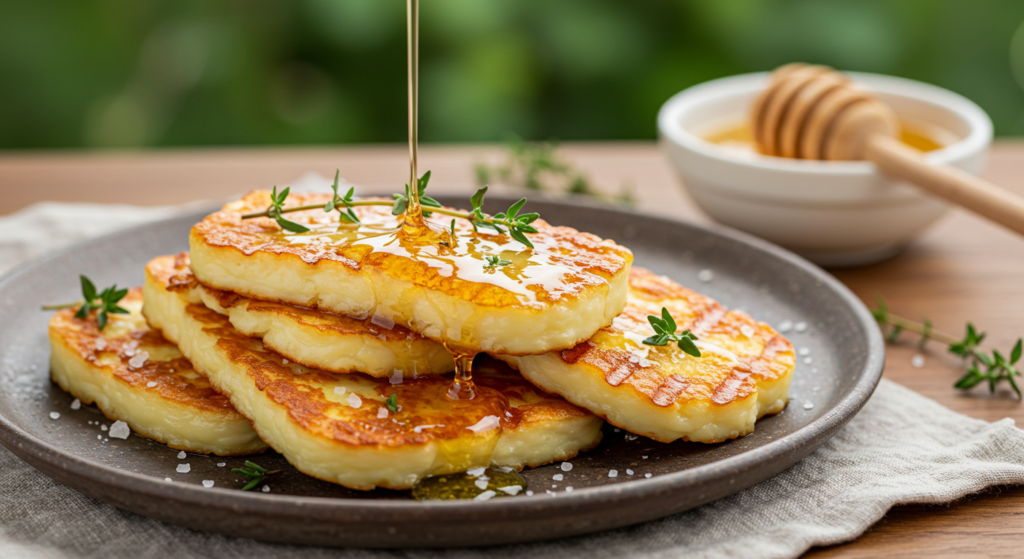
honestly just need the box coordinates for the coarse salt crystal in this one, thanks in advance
[346,393,362,408]
[94,338,107,351]
[97,435,102,440]
[553,474,564,481]
[474,490,497,501]
[626,469,634,475]
[475,479,489,490]
[49,412,60,420]
[467,467,487,477]
[390,370,403,385]
[217,462,226,467]
[109,420,130,439]
[146,381,157,388]
[645,473,652,478]
[333,386,346,395]
[794,321,808,332]
[565,486,573,492]
[128,351,149,369]
[164,477,172,482]
[467,415,500,433]
[178,451,187,459]
[608,470,618,478]
[560,462,573,472]
[642,455,648,459]
[525,490,534,496]
[177,463,191,473]
[377,407,389,419]
[803,401,815,410]
[282,359,288,364]
[625,434,638,441]
[740,325,755,338]
[798,347,811,356]
[778,320,793,333]
[697,269,714,283]
[912,354,925,368]
[202,480,214,488]
[546,490,556,496]
[70,399,81,410]
[498,486,522,495]
[413,424,442,433]
[262,485,271,493]
[371,314,395,330]
[101,424,108,431]
[803,357,813,365]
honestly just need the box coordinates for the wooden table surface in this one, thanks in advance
[2,141,1023,556]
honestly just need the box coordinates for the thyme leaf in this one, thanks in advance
[42,275,129,331]
[642,307,701,358]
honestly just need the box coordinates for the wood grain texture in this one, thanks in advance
[1,141,1023,556]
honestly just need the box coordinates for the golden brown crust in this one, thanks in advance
[191,191,632,309]
[49,289,238,414]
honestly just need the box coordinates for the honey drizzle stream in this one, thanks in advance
[406,0,476,399]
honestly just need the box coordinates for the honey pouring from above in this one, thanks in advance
[750,63,1024,237]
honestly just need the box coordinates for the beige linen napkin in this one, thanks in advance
[2,202,1024,559]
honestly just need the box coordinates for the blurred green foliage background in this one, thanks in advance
[3,0,1024,149]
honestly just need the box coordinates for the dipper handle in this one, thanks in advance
[865,134,1024,236]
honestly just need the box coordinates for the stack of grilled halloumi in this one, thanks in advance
[49,190,795,491]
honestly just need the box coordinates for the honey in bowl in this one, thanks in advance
[702,120,953,156]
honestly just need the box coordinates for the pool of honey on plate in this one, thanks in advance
[703,120,952,154]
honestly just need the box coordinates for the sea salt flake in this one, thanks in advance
[262,485,271,493]
[178,451,187,459]
[553,474,564,481]
[778,320,793,333]
[217,462,226,467]
[560,462,573,472]
[798,347,811,356]
[475,479,489,490]
[49,412,60,420]
[346,393,362,408]
[146,381,157,388]
[625,434,638,441]
[498,486,522,495]
[377,407,389,419]
[128,351,149,369]
[474,490,497,501]
[202,480,214,488]
[912,354,925,368]
[642,455,648,459]
[164,477,172,482]
[94,338,107,351]
[101,424,108,431]
[697,269,714,283]
[333,386,346,395]
[177,463,191,473]
[109,420,130,439]
[803,401,815,410]
[467,415,500,433]
[282,359,288,364]
[740,325,755,338]
[70,399,81,410]
[371,314,395,330]
[525,490,534,496]
[794,321,808,332]
[803,357,813,365]
[645,473,652,478]
[467,467,487,477]
[97,435,102,440]
[413,424,442,433]
[565,486,574,492]
[390,370,404,385]
[608,470,618,478]
[627,469,634,475]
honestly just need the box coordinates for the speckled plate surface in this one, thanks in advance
[0,195,884,548]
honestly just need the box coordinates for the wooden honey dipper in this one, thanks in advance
[752,64,1024,236]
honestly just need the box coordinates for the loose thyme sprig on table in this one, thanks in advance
[872,296,1023,400]
[642,307,702,358]
[232,460,281,491]
[41,275,129,330]
[241,170,540,249]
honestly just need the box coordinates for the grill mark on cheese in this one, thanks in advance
[651,374,690,406]
[712,335,793,405]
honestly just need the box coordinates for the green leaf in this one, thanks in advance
[642,334,669,346]
[97,311,108,331]
[1008,372,1022,401]
[80,275,97,302]
[470,186,488,211]
[886,324,903,343]
[421,195,441,208]
[242,478,261,491]
[232,468,260,479]
[276,215,310,233]
[244,461,268,473]
[661,307,676,334]
[509,228,533,248]
[954,371,983,389]
[647,315,666,333]
[417,170,432,195]
[507,198,527,218]
[678,337,701,358]
[518,212,540,224]
[1011,339,1022,364]
[391,196,407,215]
[386,393,399,414]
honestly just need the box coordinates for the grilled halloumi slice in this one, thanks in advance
[500,268,794,444]
[144,255,603,490]
[48,289,267,456]
[188,192,633,355]
[161,252,454,377]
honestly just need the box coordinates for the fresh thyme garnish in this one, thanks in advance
[872,296,1023,400]
[483,255,512,269]
[385,393,399,414]
[41,275,129,331]
[268,186,310,233]
[642,307,701,357]
[474,136,635,206]
[232,460,280,491]
[239,170,541,249]
[324,170,360,224]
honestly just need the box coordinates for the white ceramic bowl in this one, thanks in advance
[658,72,992,266]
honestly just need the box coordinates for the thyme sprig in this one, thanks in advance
[484,255,512,269]
[385,393,399,414]
[872,297,1023,400]
[41,275,129,331]
[642,307,701,358]
[232,460,280,491]
[239,171,540,249]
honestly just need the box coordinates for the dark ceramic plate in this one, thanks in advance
[0,195,883,548]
